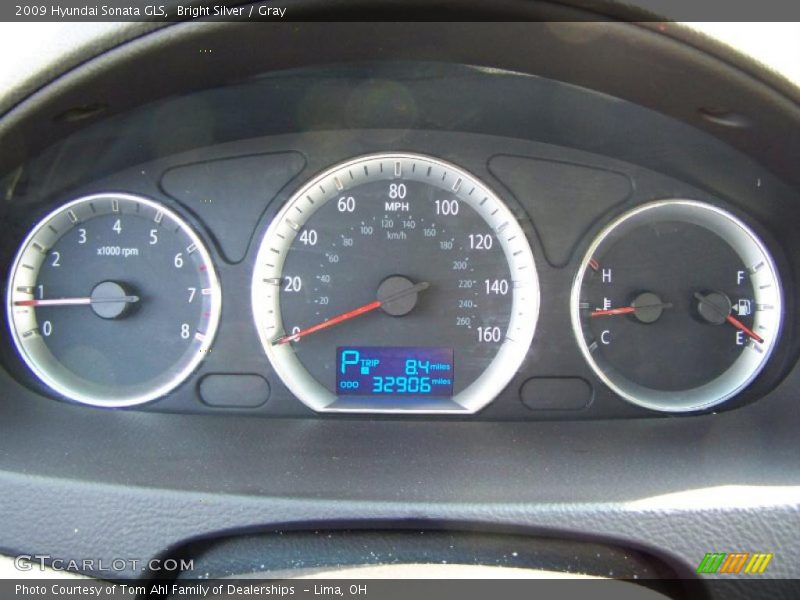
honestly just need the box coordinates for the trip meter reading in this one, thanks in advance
[337,346,454,397]
[7,193,221,407]
[252,153,539,413]
[571,200,782,412]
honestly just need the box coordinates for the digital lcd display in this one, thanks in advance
[336,346,454,397]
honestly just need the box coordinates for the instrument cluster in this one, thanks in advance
[2,131,791,419]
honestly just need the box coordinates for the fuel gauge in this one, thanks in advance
[571,200,782,412]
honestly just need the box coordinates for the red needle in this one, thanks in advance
[273,280,430,345]
[591,306,637,317]
[14,296,139,307]
[15,298,91,307]
[726,314,764,344]
[274,300,382,345]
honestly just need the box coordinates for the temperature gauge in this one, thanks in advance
[571,200,782,412]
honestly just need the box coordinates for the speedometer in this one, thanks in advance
[252,153,539,413]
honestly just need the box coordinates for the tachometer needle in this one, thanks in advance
[14,296,140,307]
[273,281,430,345]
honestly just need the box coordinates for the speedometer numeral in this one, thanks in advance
[337,196,356,212]
[299,229,318,245]
[469,233,493,250]
[435,199,459,216]
[478,326,502,343]
[283,276,302,292]
[485,279,509,295]
[388,183,406,199]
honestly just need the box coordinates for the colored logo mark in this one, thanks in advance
[696,552,773,574]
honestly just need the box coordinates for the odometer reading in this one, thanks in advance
[7,193,221,407]
[252,153,539,413]
[337,346,454,397]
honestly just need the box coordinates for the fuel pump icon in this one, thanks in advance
[734,299,752,316]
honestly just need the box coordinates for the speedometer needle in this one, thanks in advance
[273,281,430,345]
[14,296,140,307]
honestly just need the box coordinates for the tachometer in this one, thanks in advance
[7,193,221,407]
[252,153,539,413]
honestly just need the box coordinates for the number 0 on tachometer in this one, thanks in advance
[251,153,539,413]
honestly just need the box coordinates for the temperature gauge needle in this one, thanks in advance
[591,306,637,317]
[14,296,140,307]
[591,303,673,318]
[273,281,430,345]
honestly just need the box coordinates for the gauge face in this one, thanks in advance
[7,193,221,407]
[571,200,782,412]
[252,153,539,413]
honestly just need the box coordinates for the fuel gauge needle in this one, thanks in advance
[725,314,764,344]
[693,291,764,344]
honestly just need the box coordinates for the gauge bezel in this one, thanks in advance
[570,199,783,413]
[6,192,222,408]
[251,152,540,414]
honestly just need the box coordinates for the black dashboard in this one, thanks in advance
[1,17,799,594]
[4,60,797,420]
